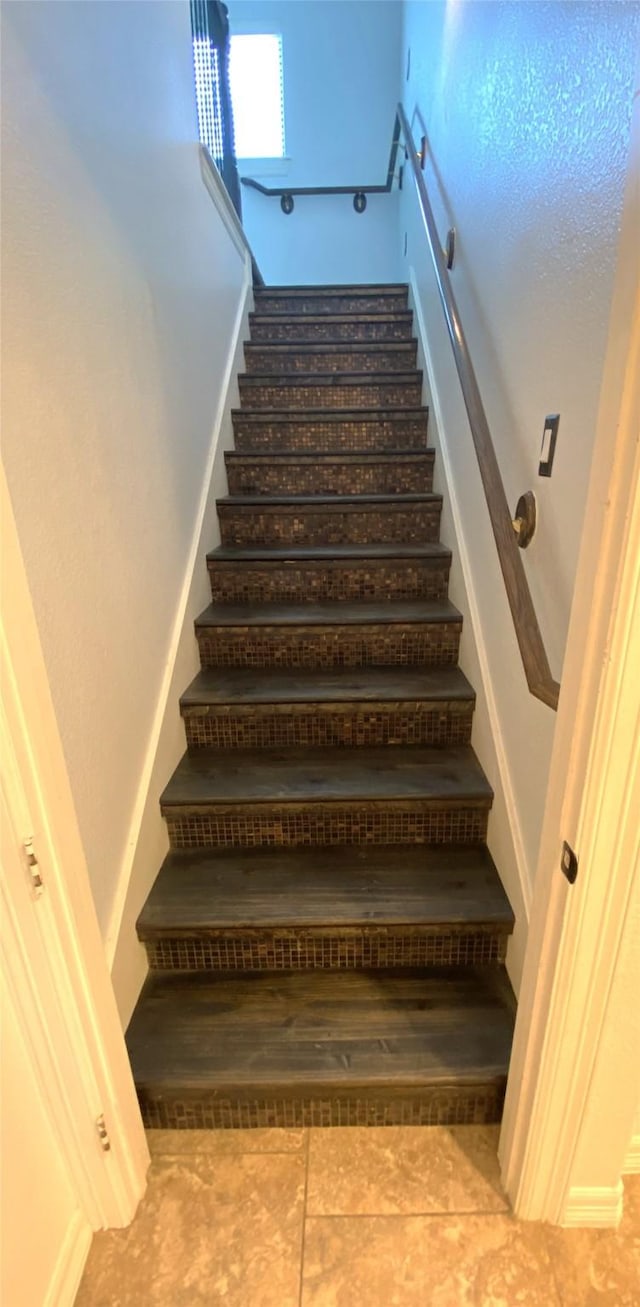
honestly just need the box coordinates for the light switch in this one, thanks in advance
[539,414,559,477]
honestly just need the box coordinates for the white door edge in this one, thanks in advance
[499,84,640,1224]
[1,466,148,1232]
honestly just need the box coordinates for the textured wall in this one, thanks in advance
[401,1,638,923]
[228,0,403,283]
[1,1,247,936]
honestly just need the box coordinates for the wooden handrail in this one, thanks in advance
[396,103,560,711]
[241,118,405,206]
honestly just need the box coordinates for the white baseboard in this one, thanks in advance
[560,1182,624,1228]
[407,267,532,926]
[46,1211,93,1307]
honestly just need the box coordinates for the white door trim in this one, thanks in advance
[499,86,640,1224]
[1,465,148,1232]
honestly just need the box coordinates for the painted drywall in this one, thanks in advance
[401,0,639,900]
[228,0,403,282]
[110,272,252,1026]
[1,1,247,940]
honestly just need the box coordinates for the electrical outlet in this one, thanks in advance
[539,414,559,477]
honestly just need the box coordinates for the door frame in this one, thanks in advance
[1,464,148,1239]
[499,84,640,1224]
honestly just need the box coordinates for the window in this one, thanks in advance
[192,37,224,165]
[229,34,285,159]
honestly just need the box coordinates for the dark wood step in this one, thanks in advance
[179,666,475,750]
[137,843,514,972]
[160,744,493,850]
[231,408,429,453]
[249,312,415,344]
[194,598,463,669]
[224,451,434,496]
[244,341,418,374]
[253,285,409,317]
[238,372,423,411]
[126,966,515,1128]
[206,542,451,605]
[216,493,442,548]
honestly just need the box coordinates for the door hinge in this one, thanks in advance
[23,837,44,896]
[561,841,578,885]
[95,1114,111,1152]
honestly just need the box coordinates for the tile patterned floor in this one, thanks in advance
[76,1128,640,1306]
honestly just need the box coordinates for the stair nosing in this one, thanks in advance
[224,450,435,462]
[232,406,427,418]
[206,542,450,562]
[239,370,423,384]
[244,340,418,352]
[179,665,475,711]
[254,283,409,293]
[195,599,462,629]
[217,493,441,508]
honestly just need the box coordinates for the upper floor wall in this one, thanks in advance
[228,0,404,283]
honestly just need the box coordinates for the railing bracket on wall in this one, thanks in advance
[512,491,537,549]
[353,192,367,213]
[280,193,294,215]
[444,227,456,270]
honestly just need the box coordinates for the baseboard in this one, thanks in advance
[407,268,532,933]
[46,1210,93,1307]
[106,255,252,1015]
[560,1182,624,1228]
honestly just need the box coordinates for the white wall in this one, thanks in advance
[401,0,639,957]
[1,1,248,953]
[229,0,403,283]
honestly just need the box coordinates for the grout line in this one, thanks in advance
[298,1131,311,1307]
[300,1206,510,1221]
[150,1149,305,1158]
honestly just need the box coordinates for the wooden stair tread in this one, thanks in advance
[160,745,493,808]
[195,598,461,628]
[255,283,409,294]
[245,340,418,354]
[208,543,448,563]
[249,312,414,325]
[225,451,434,462]
[218,493,439,507]
[239,370,421,385]
[126,967,515,1091]
[180,665,474,708]
[232,407,427,422]
[137,844,514,936]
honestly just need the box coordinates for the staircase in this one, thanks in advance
[126,283,516,1130]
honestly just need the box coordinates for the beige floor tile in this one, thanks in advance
[307,1125,507,1215]
[76,1152,305,1307]
[544,1174,640,1306]
[146,1127,306,1156]
[301,1212,562,1307]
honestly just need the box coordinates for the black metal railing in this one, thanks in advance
[241,114,405,215]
